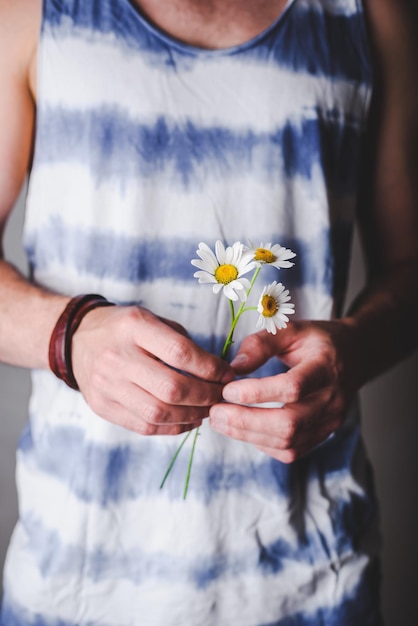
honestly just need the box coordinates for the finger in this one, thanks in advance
[222,360,331,405]
[134,308,234,383]
[88,375,210,427]
[131,350,226,407]
[123,382,211,425]
[229,324,299,374]
[210,390,341,447]
[255,443,322,464]
[211,414,335,454]
[96,397,202,435]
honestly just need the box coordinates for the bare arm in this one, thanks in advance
[210,0,418,461]
[346,0,418,386]
[0,0,233,434]
[0,0,68,369]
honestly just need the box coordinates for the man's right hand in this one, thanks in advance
[71,304,234,436]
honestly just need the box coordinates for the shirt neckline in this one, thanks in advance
[122,0,296,56]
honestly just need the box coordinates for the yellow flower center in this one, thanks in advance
[215,264,238,285]
[255,248,276,263]
[261,294,278,317]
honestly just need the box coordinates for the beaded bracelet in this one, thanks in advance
[48,294,115,390]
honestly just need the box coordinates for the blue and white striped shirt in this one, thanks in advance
[1,1,381,624]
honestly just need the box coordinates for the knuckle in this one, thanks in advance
[251,385,265,405]
[159,378,185,405]
[164,339,191,368]
[283,418,298,447]
[201,361,221,382]
[142,402,166,425]
[137,421,158,436]
[196,355,224,382]
[201,386,222,406]
[119,306,143,334]
[283,378,302,403]
[131,305,151,323]
[235,412,248,432]
[238,429,251,443]
[238,383,260,405]
[121,306,154,340]
[170,424,190,436]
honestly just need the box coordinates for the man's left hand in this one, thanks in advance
[209,320,356,463]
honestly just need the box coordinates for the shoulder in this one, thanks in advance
[361,0,418,131]
[362,0,418,74]
[0,0,42,96]
[0,0,42,223]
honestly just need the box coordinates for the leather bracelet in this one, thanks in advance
[48,294,115,391]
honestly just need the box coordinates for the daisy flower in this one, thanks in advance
[191,241,255,301]
[256,281,295,334]
[246,242,296,269]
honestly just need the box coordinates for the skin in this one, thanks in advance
[211,0,418,461]
[0,0,417,459]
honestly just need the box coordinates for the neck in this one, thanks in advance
[132,0,289,49]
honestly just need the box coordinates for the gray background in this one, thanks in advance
[1,187,417,624]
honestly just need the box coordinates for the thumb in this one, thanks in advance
[229,324,297,374]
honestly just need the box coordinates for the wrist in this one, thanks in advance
[336,314,373,393]
[48,294,115,390]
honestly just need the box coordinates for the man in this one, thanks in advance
[0,0,417,624]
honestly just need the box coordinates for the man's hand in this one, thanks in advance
[210,320,356,463]
[72,305,234,436]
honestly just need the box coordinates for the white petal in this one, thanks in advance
[193,271,217,284]
[215,240,226,264]
[256,315,264,330]
[212,283,223,294]
[229,242,243,266]
[238,258,257,275]
[266,318,277,335]
[223,285,239,301]
[237,277,251,289]
[272,260,294,269]
[237,287,248,302]
[240,250,257,266]
[191,259,213,272]
[196,243,218,267]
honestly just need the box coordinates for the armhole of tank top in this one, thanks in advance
[355,0,374,123]
[24,0,48,248]
[28,0,47,180]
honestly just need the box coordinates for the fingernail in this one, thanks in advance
[222,384,240,402]
[210,407,227,428]
[230,353,248,368]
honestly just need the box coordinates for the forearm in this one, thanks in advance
[0,258,69,369]
[344,260,418,391]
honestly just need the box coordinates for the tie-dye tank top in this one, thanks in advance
[1,1,382,624]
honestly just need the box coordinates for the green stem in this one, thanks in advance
[160,264,262,498]
[159,428,192,489]
[183,426,200,499]
[220,267,261,359]
[229,298,235,323]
